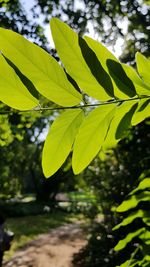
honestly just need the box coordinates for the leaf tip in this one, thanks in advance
[50,17,61,28]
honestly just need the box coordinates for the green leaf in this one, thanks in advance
[116,103,138,139]
[0,54,38,110]
[122,63,150,96]
[141,258,150,267]
[50,18,111,101]
[140,230,150,245]
[78,37,114,97]
[136,52,150,86]
[42,109,84,178]
[139,258,150,267]
[116,191,150,212]
[84,36,135,99]
[143,216,150,226]
[129,178,150,195]
[144,0,150,5]
[114,228,145,251]
[99,150,107,161]
[102,100,138,150]
[113,210,144,231]
[106,59,136,98]
[132,99,150,126]
[4,56,39,100]
[118,259,138,267]
[72,104,115,174]
[0,27,82,106]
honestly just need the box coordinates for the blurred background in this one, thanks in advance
[0,0,150,266]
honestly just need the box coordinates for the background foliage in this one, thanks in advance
[0,1,150,267]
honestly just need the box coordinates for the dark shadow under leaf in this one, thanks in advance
[3,55,39,100]
[116,103,138,139]
[106,59,136,98]
[79,36,114,98]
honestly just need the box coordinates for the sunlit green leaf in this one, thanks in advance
[84,36,136,99]
[132,99,150,126]
[129,178,150,195]
[0,54,38,110]
[118,259,138,267]
[116,103,138,139]
[143,214,150,226]
[138,257,150,267]
[141,258,150,267]
[99,150,107,161]
[114,228,145,251]
[4,56,39,100]
[42,109,84,177]
[0,27,82,106]
[50,18,112,101]
[144,257,150,263]
[136,52,150,86]
[140,230,150,245]
[102,100,138,150]
[113,210,144,230]
[78,37,114,97]
[116,191,150,212]
[72,104,115,174]
[122,63,150,96]
[106,59,136,97]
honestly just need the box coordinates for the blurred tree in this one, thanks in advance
[1,0,149,62]
[0,108,80,201]
[35,0,150,64]
[0,0,48,49]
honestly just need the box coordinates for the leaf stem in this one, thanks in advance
[0,95,150,114]
[126,244,140,267]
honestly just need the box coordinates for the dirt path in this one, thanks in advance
[3,222,87,267]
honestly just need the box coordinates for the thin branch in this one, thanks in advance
[0,95,150,115]
[126,244,140,267]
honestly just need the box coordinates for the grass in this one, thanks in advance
[66,191,97,202]
[4,211,80,260]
